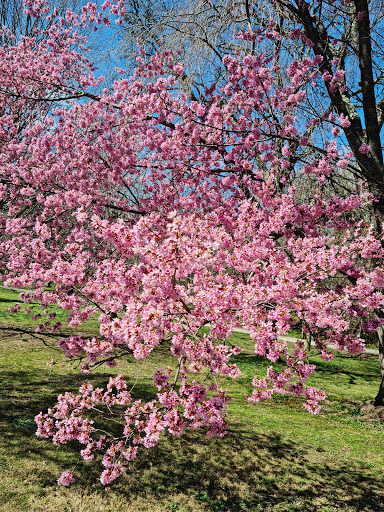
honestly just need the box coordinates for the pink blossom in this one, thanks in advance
[303,400,321,415]
[318,175,326,185]
[359,143,370,154]
[357,11,366,21]
[57,471,75,486]
[337,159,349,169]
[338,114,351,128]
[322,71,332,82]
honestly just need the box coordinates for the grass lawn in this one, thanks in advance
[0,287,383,512]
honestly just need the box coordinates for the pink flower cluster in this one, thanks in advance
[35,372,230,484]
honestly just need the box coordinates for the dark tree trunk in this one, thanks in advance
[373,326,384,406]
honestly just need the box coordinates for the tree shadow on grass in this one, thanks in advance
[312,357,380,391]
[0,297,23,304]
[118,427,383,512]
[0,367,383,511]
[0,367,161,496]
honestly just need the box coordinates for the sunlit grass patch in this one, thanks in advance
[0,286,99,336]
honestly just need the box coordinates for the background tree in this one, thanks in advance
[265,0,384,405]
[118,0,384,405]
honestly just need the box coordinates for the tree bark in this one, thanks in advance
[304,330,312,353]
[374,325,384,406]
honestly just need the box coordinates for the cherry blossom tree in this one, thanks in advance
[1,0,384,486]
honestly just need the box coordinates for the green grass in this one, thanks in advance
[0,286,99,333]
[0,289,383,511]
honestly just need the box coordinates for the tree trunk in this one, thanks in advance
[373,325,384,406]
[304,329,312,352]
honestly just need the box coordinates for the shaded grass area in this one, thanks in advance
[0,290,383,511]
